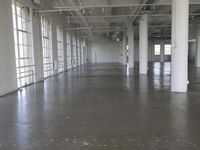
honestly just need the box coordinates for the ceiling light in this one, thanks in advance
[32,0,40,5]
[89,8,94,14]
[102,8,105,13]
[82,8,86,14]
[67,18,70,23]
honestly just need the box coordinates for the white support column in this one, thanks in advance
[196,26,200,67]
[128,28,134,68]
[171,0,189,92]
[122,33,127,65]
[160,42,165,63]
[139,14,148,74]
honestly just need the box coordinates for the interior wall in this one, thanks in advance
[88,40,122,63]
[87,39,169,64]
[88,34,198,65]
[0,0,17,96]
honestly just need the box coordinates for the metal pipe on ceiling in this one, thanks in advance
[65,25,172,31]
[65,26,126,31]
[64,13,200,19]
[65,23,199,31]
[33,2,200,13]
[54,2,199,9]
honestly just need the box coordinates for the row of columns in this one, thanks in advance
[122,0,189,92]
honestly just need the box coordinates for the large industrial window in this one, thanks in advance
[80,40,84,64]
[41,16,53,78]
[77,38,81,65]
[56,26,64,73]
[154,44,161,55]
[82,40,87,64]
[72,35,77,67]
[164,44,171,55]
[66,32,72,69]
[12,1,35,88]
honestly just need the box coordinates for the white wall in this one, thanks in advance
[0,0,17,96]
[89,41,122,63]
[88,39,170,64]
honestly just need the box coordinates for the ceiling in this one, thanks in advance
[39,0,200,41]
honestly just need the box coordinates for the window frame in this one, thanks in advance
[12,0,35,88]
[164,44,172,55]
[56,26,64,73]
[41,16,53,78]
[154,44,161,56]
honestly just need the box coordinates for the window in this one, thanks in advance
[56,26,64,73]
[82,39,87,64]
[66,32,72,69]
[164,44,171,55]
[126,45,129,51]
[77,38,81,65]
[85,42,88,63]
[154,44,161,55]
[41,16,53,78]
[80,39,84,65]
[12,1,35,88]
[72,35,77,67]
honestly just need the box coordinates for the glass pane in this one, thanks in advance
[154,45,161,55]
[164,44,171,55]
[12,1,35,88]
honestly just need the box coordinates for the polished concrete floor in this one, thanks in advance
[0,62,200,150]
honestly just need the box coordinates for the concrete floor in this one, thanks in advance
[0,62,200,150]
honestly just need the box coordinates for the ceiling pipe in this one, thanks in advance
[65,25,170,31]
[64,13,200,19]
[53,2,199,9]
[65,26,126,31]
[33,2,200,13]
[65,22,200,31]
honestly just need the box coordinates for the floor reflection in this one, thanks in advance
[0,62,200,149]
[151,62,171,90]
[169,93,189,149]
[16,90,29,150]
